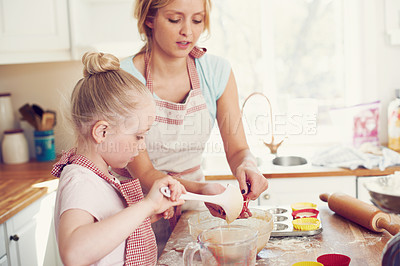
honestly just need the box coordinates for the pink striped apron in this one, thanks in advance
[143,47,213,211]
[52,149,157,266]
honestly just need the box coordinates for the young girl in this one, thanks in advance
[52,52,185,266]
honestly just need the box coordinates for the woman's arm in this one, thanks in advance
[216,70,269,200]
[126,149,225,195]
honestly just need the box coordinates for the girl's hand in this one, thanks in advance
[235,160,268,200]
[146,176,186,215]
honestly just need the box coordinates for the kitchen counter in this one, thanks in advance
[1,159,399,224]
[0,160,58,224]
[157,206,400,266]
[205,165,400,180]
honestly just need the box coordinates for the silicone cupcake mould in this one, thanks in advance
[291,202,317,212]
[292,217,321,231]
[256,205,322,237]
[292,208,320,219]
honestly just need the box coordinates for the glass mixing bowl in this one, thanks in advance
[188,208,274,254]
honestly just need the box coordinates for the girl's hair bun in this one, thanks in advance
[82,52,120,77]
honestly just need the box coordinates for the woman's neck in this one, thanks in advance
[149,46,188,77]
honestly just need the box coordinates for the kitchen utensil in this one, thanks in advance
[188,208,274,254]
[183,225,258,266]
[320,192,400,235]
[363,174,400,214]
[41,112,55,131]
[18,103,39,130]
[160,184,243,223]
[31,104,44,119]
[317,253,351,266]
[47,110,57,125]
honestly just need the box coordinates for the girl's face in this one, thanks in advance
[100,100,155,169]
[148,0,205,58]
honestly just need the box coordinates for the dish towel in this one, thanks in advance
[311,144,400,170]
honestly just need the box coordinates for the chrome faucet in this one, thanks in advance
[241,92,284,155]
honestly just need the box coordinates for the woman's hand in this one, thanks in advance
[149,206,175,223]
[145,176,186,215]
[235,160,268,200]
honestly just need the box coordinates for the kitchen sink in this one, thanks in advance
[272,156,307,166]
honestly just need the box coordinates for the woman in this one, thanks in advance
[116,0,269,254]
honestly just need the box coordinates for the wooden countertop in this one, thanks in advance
[157,206,400,266]
[0,160,58,224]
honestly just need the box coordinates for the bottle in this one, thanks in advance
[388,89,400,152]
[1,129,29,164]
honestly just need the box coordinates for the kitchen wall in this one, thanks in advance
[0,60,82,158]
[0,0,400,158]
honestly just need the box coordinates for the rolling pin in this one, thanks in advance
[320,192,400,236]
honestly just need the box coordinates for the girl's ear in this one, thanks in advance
[92,120,109,144]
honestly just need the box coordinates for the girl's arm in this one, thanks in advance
[216,70,269,200]
[58,176,184,266]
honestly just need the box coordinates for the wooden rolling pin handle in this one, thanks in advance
[377,218,400,236]
[319,193,329,202]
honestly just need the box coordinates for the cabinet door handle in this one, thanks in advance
[10,234,19,241]
[263,193,270,200]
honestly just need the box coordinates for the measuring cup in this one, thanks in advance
[183,225,258,265]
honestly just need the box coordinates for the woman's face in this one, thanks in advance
[147,0,205,58]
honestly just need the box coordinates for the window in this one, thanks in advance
[200,0,371,155]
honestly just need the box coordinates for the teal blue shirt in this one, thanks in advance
[120,53,231,125]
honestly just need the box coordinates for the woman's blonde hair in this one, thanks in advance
[133,0,212,54]
[70,52,152,141]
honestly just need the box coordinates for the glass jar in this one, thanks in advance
[1,129,29,164]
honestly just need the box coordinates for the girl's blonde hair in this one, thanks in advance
[133,0,212,54]
[71,52,152,141]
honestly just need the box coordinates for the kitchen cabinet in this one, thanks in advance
[0,0,70,64]
[4,191,61,266]
[68,0,143,60]
[0,0,142,65]
[258,176,356,206]
[0,224,7,266]
[209,176,356,207]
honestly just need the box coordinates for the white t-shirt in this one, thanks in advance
[54,164,126,266]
